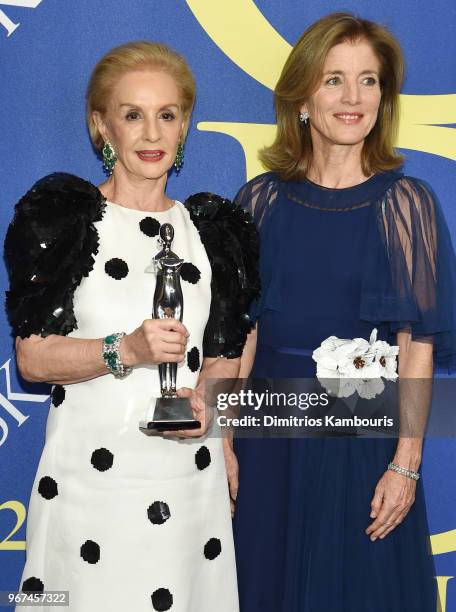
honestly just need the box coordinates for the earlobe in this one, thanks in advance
[299,104,310,124]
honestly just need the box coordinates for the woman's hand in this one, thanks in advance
[365,470,417,541]
[223,436,239,517]
[163,386,213,438]
[121,318,188,367]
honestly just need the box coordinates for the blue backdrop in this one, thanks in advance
[0,1,455,609]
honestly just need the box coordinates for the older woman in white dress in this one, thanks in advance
[5,41,258,612]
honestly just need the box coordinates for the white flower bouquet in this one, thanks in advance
[312,329,399,399]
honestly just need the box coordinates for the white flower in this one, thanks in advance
[315,362,338,379]
[317,336,350,352]
[313,328,398,398]
[312,336,351,373]
[369,340,399,380]
[330,336,380,379]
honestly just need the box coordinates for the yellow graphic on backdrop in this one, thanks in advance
[432,530,456,611]
[187,0,456,180]
[0,500,26,550]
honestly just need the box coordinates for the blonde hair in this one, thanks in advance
[260,12,404,181]
[86,41,196,151]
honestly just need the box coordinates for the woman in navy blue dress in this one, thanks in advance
[228,12,456,612]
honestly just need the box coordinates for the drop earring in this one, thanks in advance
[299,111,309,124]
[174,141,184,173]
[102,141,117,175]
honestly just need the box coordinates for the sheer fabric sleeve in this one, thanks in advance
[361,176,456,368]
[234,173,280,322]
[233,172,279,229]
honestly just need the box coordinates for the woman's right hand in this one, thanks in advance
[121,319,189,367]
[223,436,239,517]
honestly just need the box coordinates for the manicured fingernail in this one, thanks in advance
[370,512,376,518]
[370,536,376,542]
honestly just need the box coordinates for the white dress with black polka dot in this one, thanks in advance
[20,200,239,612]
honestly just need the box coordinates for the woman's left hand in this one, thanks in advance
[163,387,212,438]
[365,470,416,541]
[222,437,239,517]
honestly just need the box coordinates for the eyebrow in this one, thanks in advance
[323,70,379,75]
[119,103,180,109]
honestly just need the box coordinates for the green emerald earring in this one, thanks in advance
[174,141,184,173]
[102,141,117,175]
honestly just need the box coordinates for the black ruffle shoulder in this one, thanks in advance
[4,173,106,338]
[184,192,260,359]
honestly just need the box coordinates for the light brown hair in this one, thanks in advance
[260,12,404,180]
[87,41,196,151]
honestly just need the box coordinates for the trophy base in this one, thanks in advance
[139,397,201,433]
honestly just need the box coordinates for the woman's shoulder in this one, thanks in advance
[388,172,430,190]
[183,191,258,271]
[234,171,280,205]
[383,172,439,216]
[238,170,280,190]
[183,191,256,233]
[12,172,105,220]
[184,190,240,216]
[6,172,106,259]
[182,190,258,265]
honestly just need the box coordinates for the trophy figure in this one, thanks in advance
[140,223,200,432]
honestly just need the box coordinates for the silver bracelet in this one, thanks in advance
[387,462,420,481]
[102,332,132,379]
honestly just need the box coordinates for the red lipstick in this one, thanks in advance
[136,150,165,162]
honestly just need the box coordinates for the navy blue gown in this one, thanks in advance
[233,171,456,612]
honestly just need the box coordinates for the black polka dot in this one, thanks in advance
[204,537,222,560]
[139,217,161,237]
[195,446,211,471]
[147,501,171,525]
[80,540,100,564]
[91,448,114,472]
[51,385,65,407]
[181,262,201,284]
[105,258,129,280]
[22,577,44,593]
[38,476,58,500]
[187,347,200,372]
[151,588,173,611]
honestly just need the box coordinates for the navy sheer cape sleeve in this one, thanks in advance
[361,175,456,368]
[234,173,280,323]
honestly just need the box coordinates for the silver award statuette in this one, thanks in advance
[139,223,200,433]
